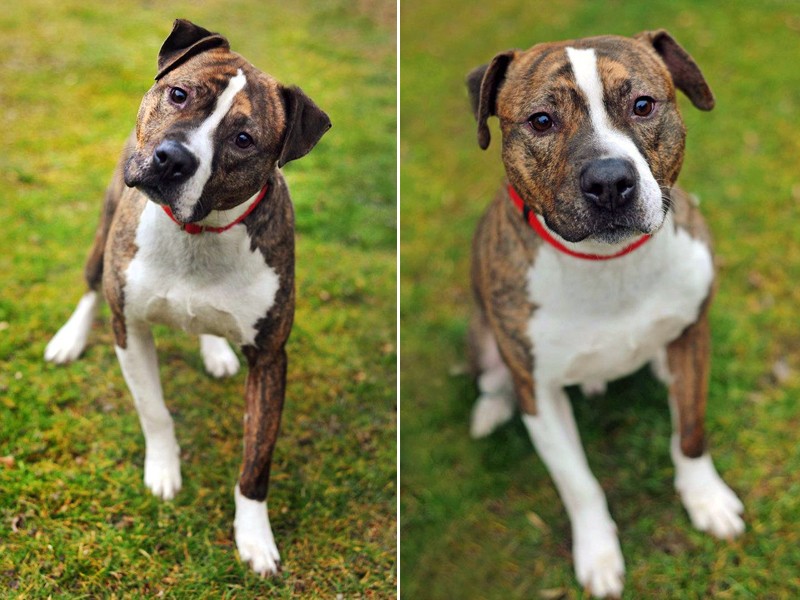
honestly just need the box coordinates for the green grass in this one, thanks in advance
[0,1,396,597]
[400,1,800,598]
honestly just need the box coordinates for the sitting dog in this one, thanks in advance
[45,19,331,575]
[466,30,744,597]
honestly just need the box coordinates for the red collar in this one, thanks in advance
[161,184,268,234]
[507,184,651,260]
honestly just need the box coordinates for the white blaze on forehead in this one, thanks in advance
[177,68,248,219]
[565,47,663,227]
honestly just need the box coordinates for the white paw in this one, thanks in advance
[234,485,281,576]
[573,520,625,598]
[674,457,744,539]
[671,439,745,539]
[580,379,608,398]
[470,393,515,438]
[144,445,182,501]
[44,292,98,364]
[200,335,240,378]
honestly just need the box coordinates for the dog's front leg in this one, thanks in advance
[115,322,182,500]
[233,346,286,576]
[522,384,624,598]
[666,310,745,539]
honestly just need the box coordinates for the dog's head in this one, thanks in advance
[467,31,713,246]
[124,19,331,223]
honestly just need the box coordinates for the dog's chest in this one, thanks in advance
[124,203,279,345]
[526,222,713,386]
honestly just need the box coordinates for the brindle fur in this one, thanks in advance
[79,20,329,504]
[467,29,715,440]
[469,186,541,414]
[666,187,715,458]
[468,31,713,244]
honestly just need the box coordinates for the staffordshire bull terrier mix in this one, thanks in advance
[466,30,744,597]
[44,19,331,576]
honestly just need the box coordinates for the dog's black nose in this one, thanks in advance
[152,141,198,183]
[580,158,637,211]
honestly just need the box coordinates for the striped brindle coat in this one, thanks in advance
[466,30,744,598]
[45,19,331,577]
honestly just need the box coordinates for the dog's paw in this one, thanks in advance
[234,485,281,576]
[144,445,182,501]
[674,453,744,539]
[470,393,515,438]
[44,292,98,364]
[200,335,240,378]
[580,379,608,398]
[573,519,625,598]
[237,528,281,576]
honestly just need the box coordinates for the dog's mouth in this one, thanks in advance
[138,184,212,224]
[124,155,212,223]
[546,212,654,245]
[589,224,645,245]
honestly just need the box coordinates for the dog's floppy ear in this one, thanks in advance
[466,50,516,150]
[636,29,715,111]
[277,86,332,168]
[155,19,230,80]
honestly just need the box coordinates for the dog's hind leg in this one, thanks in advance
[45,148,129,364]
[468,312,516,438]
[44,289,100,364]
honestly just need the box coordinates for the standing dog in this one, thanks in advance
[45,19,331,575]
[466,31,743,597]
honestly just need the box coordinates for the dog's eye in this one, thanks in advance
[169,87,188,105]
[234,132,254,149]
[527,112,554,132]
[633,96,656,117]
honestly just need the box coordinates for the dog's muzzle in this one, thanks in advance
[152,140,199,185]
[580,158,638,212]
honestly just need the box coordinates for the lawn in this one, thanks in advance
[400,1,800,598]
[0,1,396,598]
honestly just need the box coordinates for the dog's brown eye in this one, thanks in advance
[169,87,188,105]
[235,132,254,149]
[528,112,554,132]
[633,96,656,117]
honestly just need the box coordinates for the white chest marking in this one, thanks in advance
[177,69,248,219]
[124,202,279,346]
[566,47,663,231]
[527,214,713,386]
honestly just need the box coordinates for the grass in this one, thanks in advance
[400,1,800,598]
[0,0,396,597]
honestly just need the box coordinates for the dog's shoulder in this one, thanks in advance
[470,185,540,355]
[472,184,542,284]
[244,171,295,270]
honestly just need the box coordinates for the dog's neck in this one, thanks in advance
[161,183,269,234]
[507,184,653,260]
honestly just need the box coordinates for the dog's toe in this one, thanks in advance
[580,379,608,398]
[44,292,99,364]
[144,448,182,501]
[44,330,85,364]
[234,485,281,576]
[200,335,240,378]
[470,393,515,438]
[682,486,745,540]
[673,449,745,540]
[574,520,625,598]
[239,538,281,577]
